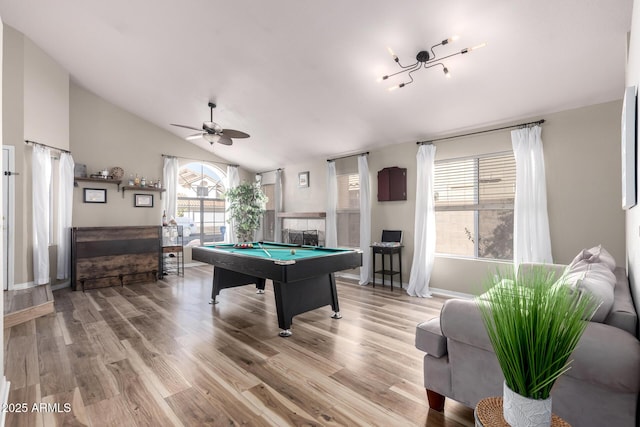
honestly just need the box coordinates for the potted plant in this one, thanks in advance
[225,181,267,242]
[476,267,597,427]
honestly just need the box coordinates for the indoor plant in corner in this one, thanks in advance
[225,181,267,242]
[476,267,597,427]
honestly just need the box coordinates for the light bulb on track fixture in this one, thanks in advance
[378,36,486,90]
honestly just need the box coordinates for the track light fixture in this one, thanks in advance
[378,36,486,91]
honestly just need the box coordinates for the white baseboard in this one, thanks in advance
[0,377,10,427]
[10,281,35,291]
[51,281,70,291]
[336,273,473,299]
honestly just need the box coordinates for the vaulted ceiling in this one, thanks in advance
[0,0,633,171]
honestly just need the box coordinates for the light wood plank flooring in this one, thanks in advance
[4,266,474,426]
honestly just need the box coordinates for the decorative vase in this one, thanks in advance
[503,382,552,427]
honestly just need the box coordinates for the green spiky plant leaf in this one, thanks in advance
[225,182,267,242]
[476,266,597,400]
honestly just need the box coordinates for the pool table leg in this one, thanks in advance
[279,329,292,337]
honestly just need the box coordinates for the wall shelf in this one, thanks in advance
[74,177,122,191]
[121,185,166,199]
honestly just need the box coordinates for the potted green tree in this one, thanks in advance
[476,267,597,427]
[225,181,267,242]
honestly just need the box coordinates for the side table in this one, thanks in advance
[371,244,403,290]
[474,397,571,427]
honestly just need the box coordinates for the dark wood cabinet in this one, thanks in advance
[378,167,407,201]
[71,226,161,291]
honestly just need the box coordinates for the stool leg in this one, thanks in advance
[372,250,376,288]
[390,252,394,291]
[381,252,385,287]
[399,250,403,289]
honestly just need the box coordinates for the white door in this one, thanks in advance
[3,146,15,290]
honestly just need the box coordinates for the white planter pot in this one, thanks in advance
[503,382,552,427]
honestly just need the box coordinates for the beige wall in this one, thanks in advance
[280,101,625,295]
[3,25,70,287]
[625,0,640,310]
[70,83,249,263]
[3,24,251,283]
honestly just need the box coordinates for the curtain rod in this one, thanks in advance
[327,151,370,162]
[25,139,71,154]
[257,168,283,174]
[416,119,545,145]
[161,153,237,167]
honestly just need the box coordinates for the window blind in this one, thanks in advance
[434,152,515,211]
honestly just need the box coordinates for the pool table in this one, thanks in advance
[191,242,362,336]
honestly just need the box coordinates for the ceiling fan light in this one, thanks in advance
[204,133,221,144]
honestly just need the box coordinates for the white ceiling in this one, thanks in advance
[0,0,633,171]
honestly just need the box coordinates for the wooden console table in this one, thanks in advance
[474,397,570,427]
[71,226,161,291]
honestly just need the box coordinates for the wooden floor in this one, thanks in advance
[4,266,474,426]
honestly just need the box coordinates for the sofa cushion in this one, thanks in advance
[557,259,616,323]
[416,318,447,358]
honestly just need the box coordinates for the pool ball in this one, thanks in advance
[290,249,296,255]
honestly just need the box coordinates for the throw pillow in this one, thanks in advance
[556,261,615,322]
[569,245,616,271]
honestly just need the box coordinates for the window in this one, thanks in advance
[176,162,226,244]
[337,172,360,248]
[434,152,515,260]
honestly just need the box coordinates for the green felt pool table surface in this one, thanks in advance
[202,242,352,262]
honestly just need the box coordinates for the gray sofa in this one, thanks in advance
[415,263,640,427]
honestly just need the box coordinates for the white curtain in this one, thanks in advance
[162,156,178,221]
[32,145,52,285]
[358,155,371,285]
[407,144,436,297]
[56,152,74,280]
[274,169,283,242]
[512,125,553,269]
[226,165,240,243]
[326,161,338,248]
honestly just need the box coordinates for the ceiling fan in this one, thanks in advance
[171,102,250,145]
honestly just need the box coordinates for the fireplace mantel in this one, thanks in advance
[277,212,326,218]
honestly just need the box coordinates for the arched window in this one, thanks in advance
[176,162,227,244]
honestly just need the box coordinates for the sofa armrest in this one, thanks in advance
[439,298,493,352]
[416,317,447,357]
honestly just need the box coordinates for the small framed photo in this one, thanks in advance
[298,171,309,188]
[83,188,107,203]
[134,193,154,208]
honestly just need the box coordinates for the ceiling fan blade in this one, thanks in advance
[185,133,203,140]
[216,135,234,146]
[171,123,203,132]
[221,129,250,139]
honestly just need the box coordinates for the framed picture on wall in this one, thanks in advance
[83,188,106,203]
[622,85,637,210]
[298,171,309,188]
[134,193,154,208]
